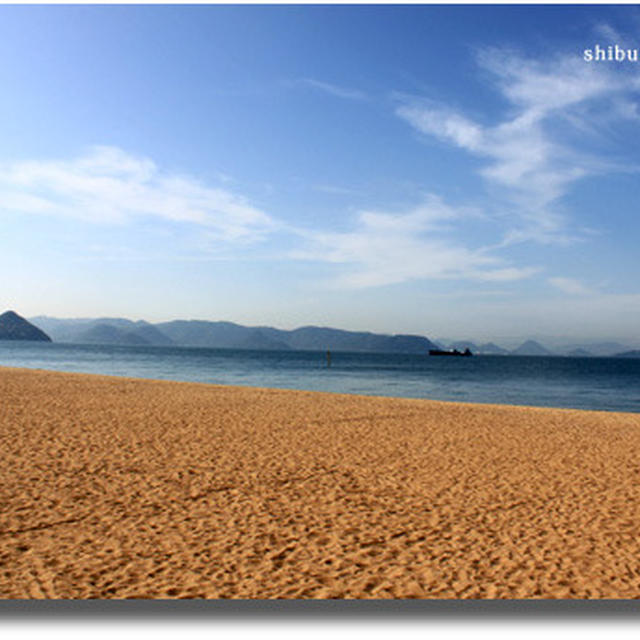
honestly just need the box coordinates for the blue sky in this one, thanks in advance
[2,4,640,343]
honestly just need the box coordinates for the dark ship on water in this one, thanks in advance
[429,347,473,357]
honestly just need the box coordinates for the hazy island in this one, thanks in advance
[0,310,52,342]
[22,314,639,357]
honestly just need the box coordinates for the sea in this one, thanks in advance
[1,340,639,413]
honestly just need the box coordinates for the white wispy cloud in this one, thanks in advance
[295,46,639,291]
[312,184,363,196]
[397,48,640,246]
[299,78,367,100]
[0,146,275,243]
[593,22,632,48]
[548,277,596,296]
[291,195,538,289]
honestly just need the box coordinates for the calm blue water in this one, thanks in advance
[1,340,639,413]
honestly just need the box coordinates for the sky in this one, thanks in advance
[2,4,640,344]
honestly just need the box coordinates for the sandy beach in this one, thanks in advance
[1,366,640,599]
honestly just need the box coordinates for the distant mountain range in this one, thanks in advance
[28,316,440,354]
[415,337,639,357]
[16,314,640,357]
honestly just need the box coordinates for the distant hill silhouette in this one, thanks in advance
[154,321,438,353]
[29,316,439,354]
[238,329,292,351]
[510,340,553,356]
[155,320,256,348]
[614,350,640,358]
[30,316,136,342]
[0,310,52,342]
[284,326,436,353]
[129,321,175,346]
[27,316,638,357]
[75,323,151,346]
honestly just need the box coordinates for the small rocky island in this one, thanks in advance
[0,310,52,342]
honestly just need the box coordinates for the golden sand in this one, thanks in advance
[1,365,640,599]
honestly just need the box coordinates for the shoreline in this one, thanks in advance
[2,366,640,598]
[0,364,636,416]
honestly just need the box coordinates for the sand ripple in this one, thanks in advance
[1,366,640,598]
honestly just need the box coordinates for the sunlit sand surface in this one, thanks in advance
[1,366,640,599]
